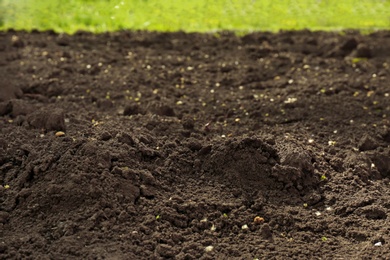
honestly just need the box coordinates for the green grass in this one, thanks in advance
[1,0,390,33]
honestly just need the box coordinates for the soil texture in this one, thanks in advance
[1,29,390,259]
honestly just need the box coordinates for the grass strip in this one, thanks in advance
[1,0,390,33]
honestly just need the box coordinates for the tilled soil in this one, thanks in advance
[0,30,390,259]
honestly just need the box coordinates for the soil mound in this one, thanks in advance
[201,136,319,192]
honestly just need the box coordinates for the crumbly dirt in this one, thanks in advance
[0,29,390,259]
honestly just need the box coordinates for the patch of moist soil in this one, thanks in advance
[0,29,390,259]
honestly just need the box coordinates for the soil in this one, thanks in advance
[0,29,390,259]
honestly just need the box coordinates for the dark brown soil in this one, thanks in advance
[1,29,390,259]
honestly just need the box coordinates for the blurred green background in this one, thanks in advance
[1,0,390,33]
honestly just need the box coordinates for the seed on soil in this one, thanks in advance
[91,119,101,127]
[204,245,214,252]
[200,217,207,223]
[254,216,265,224]
[284,97,297,104]
[55,131,65,137]
[241,224,249,230]
[210,224,216,231]
[4,185,10,189]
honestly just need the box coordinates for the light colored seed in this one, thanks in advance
[210,224,216,231]
[204,245,214,252]
[55,131,65,137]
[253,216,265,224]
